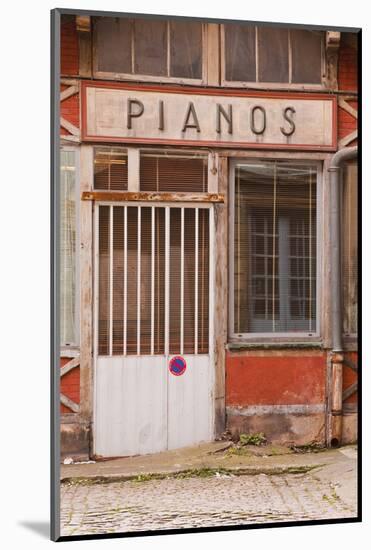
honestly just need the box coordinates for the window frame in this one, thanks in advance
[228,157,323,343]
[92,18,208,86]
[221,25,327,90]
[91,146,218,195]
[60,145,80,350]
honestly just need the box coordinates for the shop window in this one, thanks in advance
[140,150,208,192]
[94,17,203,80]
[224,25,323,85]
[342,162,358,336]
[60,149,78,346]
[94,147,128,190]
[231,160,318,336]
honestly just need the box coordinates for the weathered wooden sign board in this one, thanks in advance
[81,81,337,150]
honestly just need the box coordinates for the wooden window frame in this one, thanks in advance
[90,146,218,196]
[221,25,327,90]
[228,156,323,343]
[60,145,80,351]
[92,18,208,86]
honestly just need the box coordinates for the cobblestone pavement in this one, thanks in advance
[60,471,357,536]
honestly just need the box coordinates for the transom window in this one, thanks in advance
[231,160,319,337]
[94,17,204,81]
[223,25,324,85]
[140,150,208,192]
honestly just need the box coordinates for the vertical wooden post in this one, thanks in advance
[214,155,228,436]
[76,16,92,78]
[79,145,94,437]
[128,147,140,191]
[206,23,220,86]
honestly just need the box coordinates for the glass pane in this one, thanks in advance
[197,209,209,353]
[134,19,167,76]
[98,206,109,355]
[258,27,289,83]
[140,150,208,192]
[94,147,128,191]
[234,161,317,334]
[170,21,202,78]
[60,150,76,346]
[95,17,132,73]
[225,24,256,82]
[169,208,182,354]
[291,30,323,84]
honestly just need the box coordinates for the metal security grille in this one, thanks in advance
[97,205,210,356]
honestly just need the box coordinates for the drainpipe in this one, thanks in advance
[328,145,357,447]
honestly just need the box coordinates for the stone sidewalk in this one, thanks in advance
[60,444,358,536]
[61,442,358,508]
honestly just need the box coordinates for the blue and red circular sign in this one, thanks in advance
[169,356,187,376]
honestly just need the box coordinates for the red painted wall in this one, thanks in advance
[61,16,79,76]
[343,352,358,405]
[60,357,80,414]
[60,84,80,135]
[60,17,80,136]
[337,36,358,144]
[226,352,327,407]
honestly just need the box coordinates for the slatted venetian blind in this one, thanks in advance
[140,150,208,192]
[234,161,317,334]
[342,162,358,335]
[94,147,128,190]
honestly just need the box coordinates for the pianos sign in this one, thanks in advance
[81,81,337,151]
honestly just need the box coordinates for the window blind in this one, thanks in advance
[140,150,208,193]
[234,161,317,334]
[94,147,128,191]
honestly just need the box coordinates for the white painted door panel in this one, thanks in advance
[167,355,212,450]
[94,356,167,457]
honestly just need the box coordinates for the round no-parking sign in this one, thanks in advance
[169,356,187,376]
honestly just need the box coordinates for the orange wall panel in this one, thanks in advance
[226,354,327,406]
[60,357,80,414]
[61,17,79,76]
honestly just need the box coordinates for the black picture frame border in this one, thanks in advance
[51,7,362,542]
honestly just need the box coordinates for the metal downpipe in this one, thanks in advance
[327,146,357,447]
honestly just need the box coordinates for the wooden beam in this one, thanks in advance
[79,145,94,423]
[338,98,358,119]
[60,356,80,377]
[60,78,79,86]
[81,191,225,203]
[206,23,220,86]
[60,393,80,413]
[326,31,341,90]
[342,382,358,402]
[76,15,91,33]
[77,16,92,78]
[338,130,357,148]
[343,357,358,372]
[60,134,80,143]
[60,117,80,137]
[60,85,78,102]
[213,155,228,437]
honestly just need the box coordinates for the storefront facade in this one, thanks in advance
[59,14,358,459]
